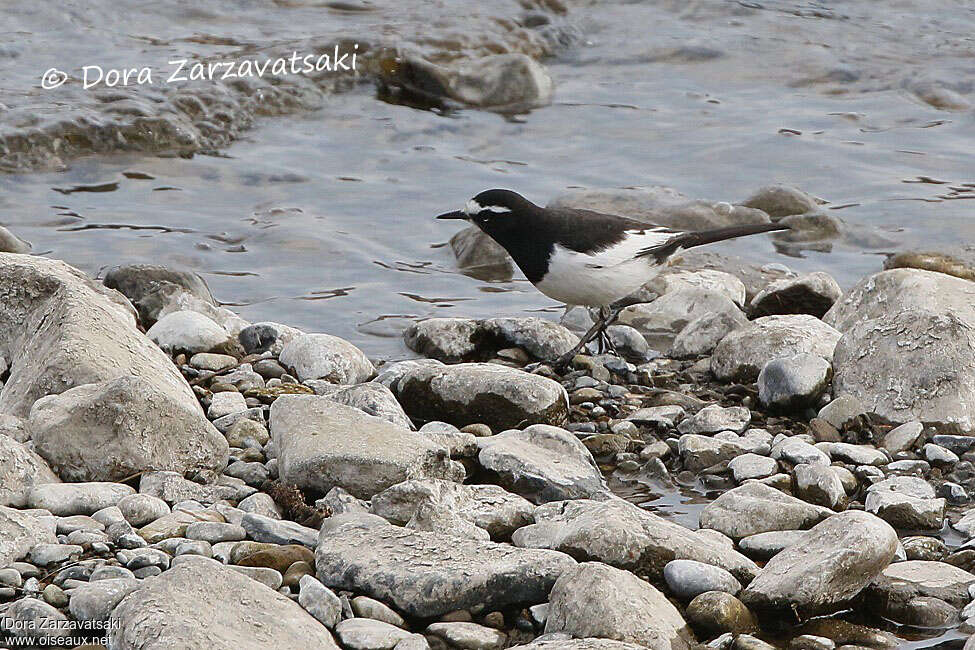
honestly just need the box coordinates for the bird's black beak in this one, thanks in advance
[436,210,468,220]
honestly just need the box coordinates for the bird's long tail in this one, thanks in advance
[637,222,789,262]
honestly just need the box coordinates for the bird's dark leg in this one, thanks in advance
[596,305,621,357]
[551,308,610,369]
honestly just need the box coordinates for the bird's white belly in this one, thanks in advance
[534,247,661,307]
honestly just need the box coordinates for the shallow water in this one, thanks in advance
[2,0,974,358]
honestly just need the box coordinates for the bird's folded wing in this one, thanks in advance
[580,227,680,269]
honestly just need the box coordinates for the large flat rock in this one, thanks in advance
[512,498,758,583]
[378,360,568,431]
[741,511,897,615]
[832,308,975,432]
[315,520,576,618]
[371,479,534,540]
[108,557,339,649]
[825,268,975,333]
[699,481,833,540]
[271,396,460,499]
[0,254,197,418]
[477,425,608,504]
[29,375,228,482]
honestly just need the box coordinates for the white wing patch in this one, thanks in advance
[582,228,676,268]
[535,228,680,307]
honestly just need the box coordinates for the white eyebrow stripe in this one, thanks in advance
[463,199,511,216]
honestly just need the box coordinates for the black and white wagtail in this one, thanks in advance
[438,189,789,366]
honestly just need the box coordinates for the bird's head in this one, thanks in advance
[436,189,535,235]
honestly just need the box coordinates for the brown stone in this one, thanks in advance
[234,543,315,574]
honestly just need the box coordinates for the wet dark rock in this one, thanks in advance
[545,562,694,649]
[388,53,553,110]
[711,315,841,383]
[238,321,304,356]
[748,272,843,319]
[932,435,975,456]
[741,511,897,615]
[477,425,608,503]
[315,521,576,618]
[378,360,568,431]
[775,212,841,244]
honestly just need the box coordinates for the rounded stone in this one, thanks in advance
[758,354,832,411]
[686,591,757,636]
[663,559,742,600]
[117,494,170,527]
[147,310,229,355]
